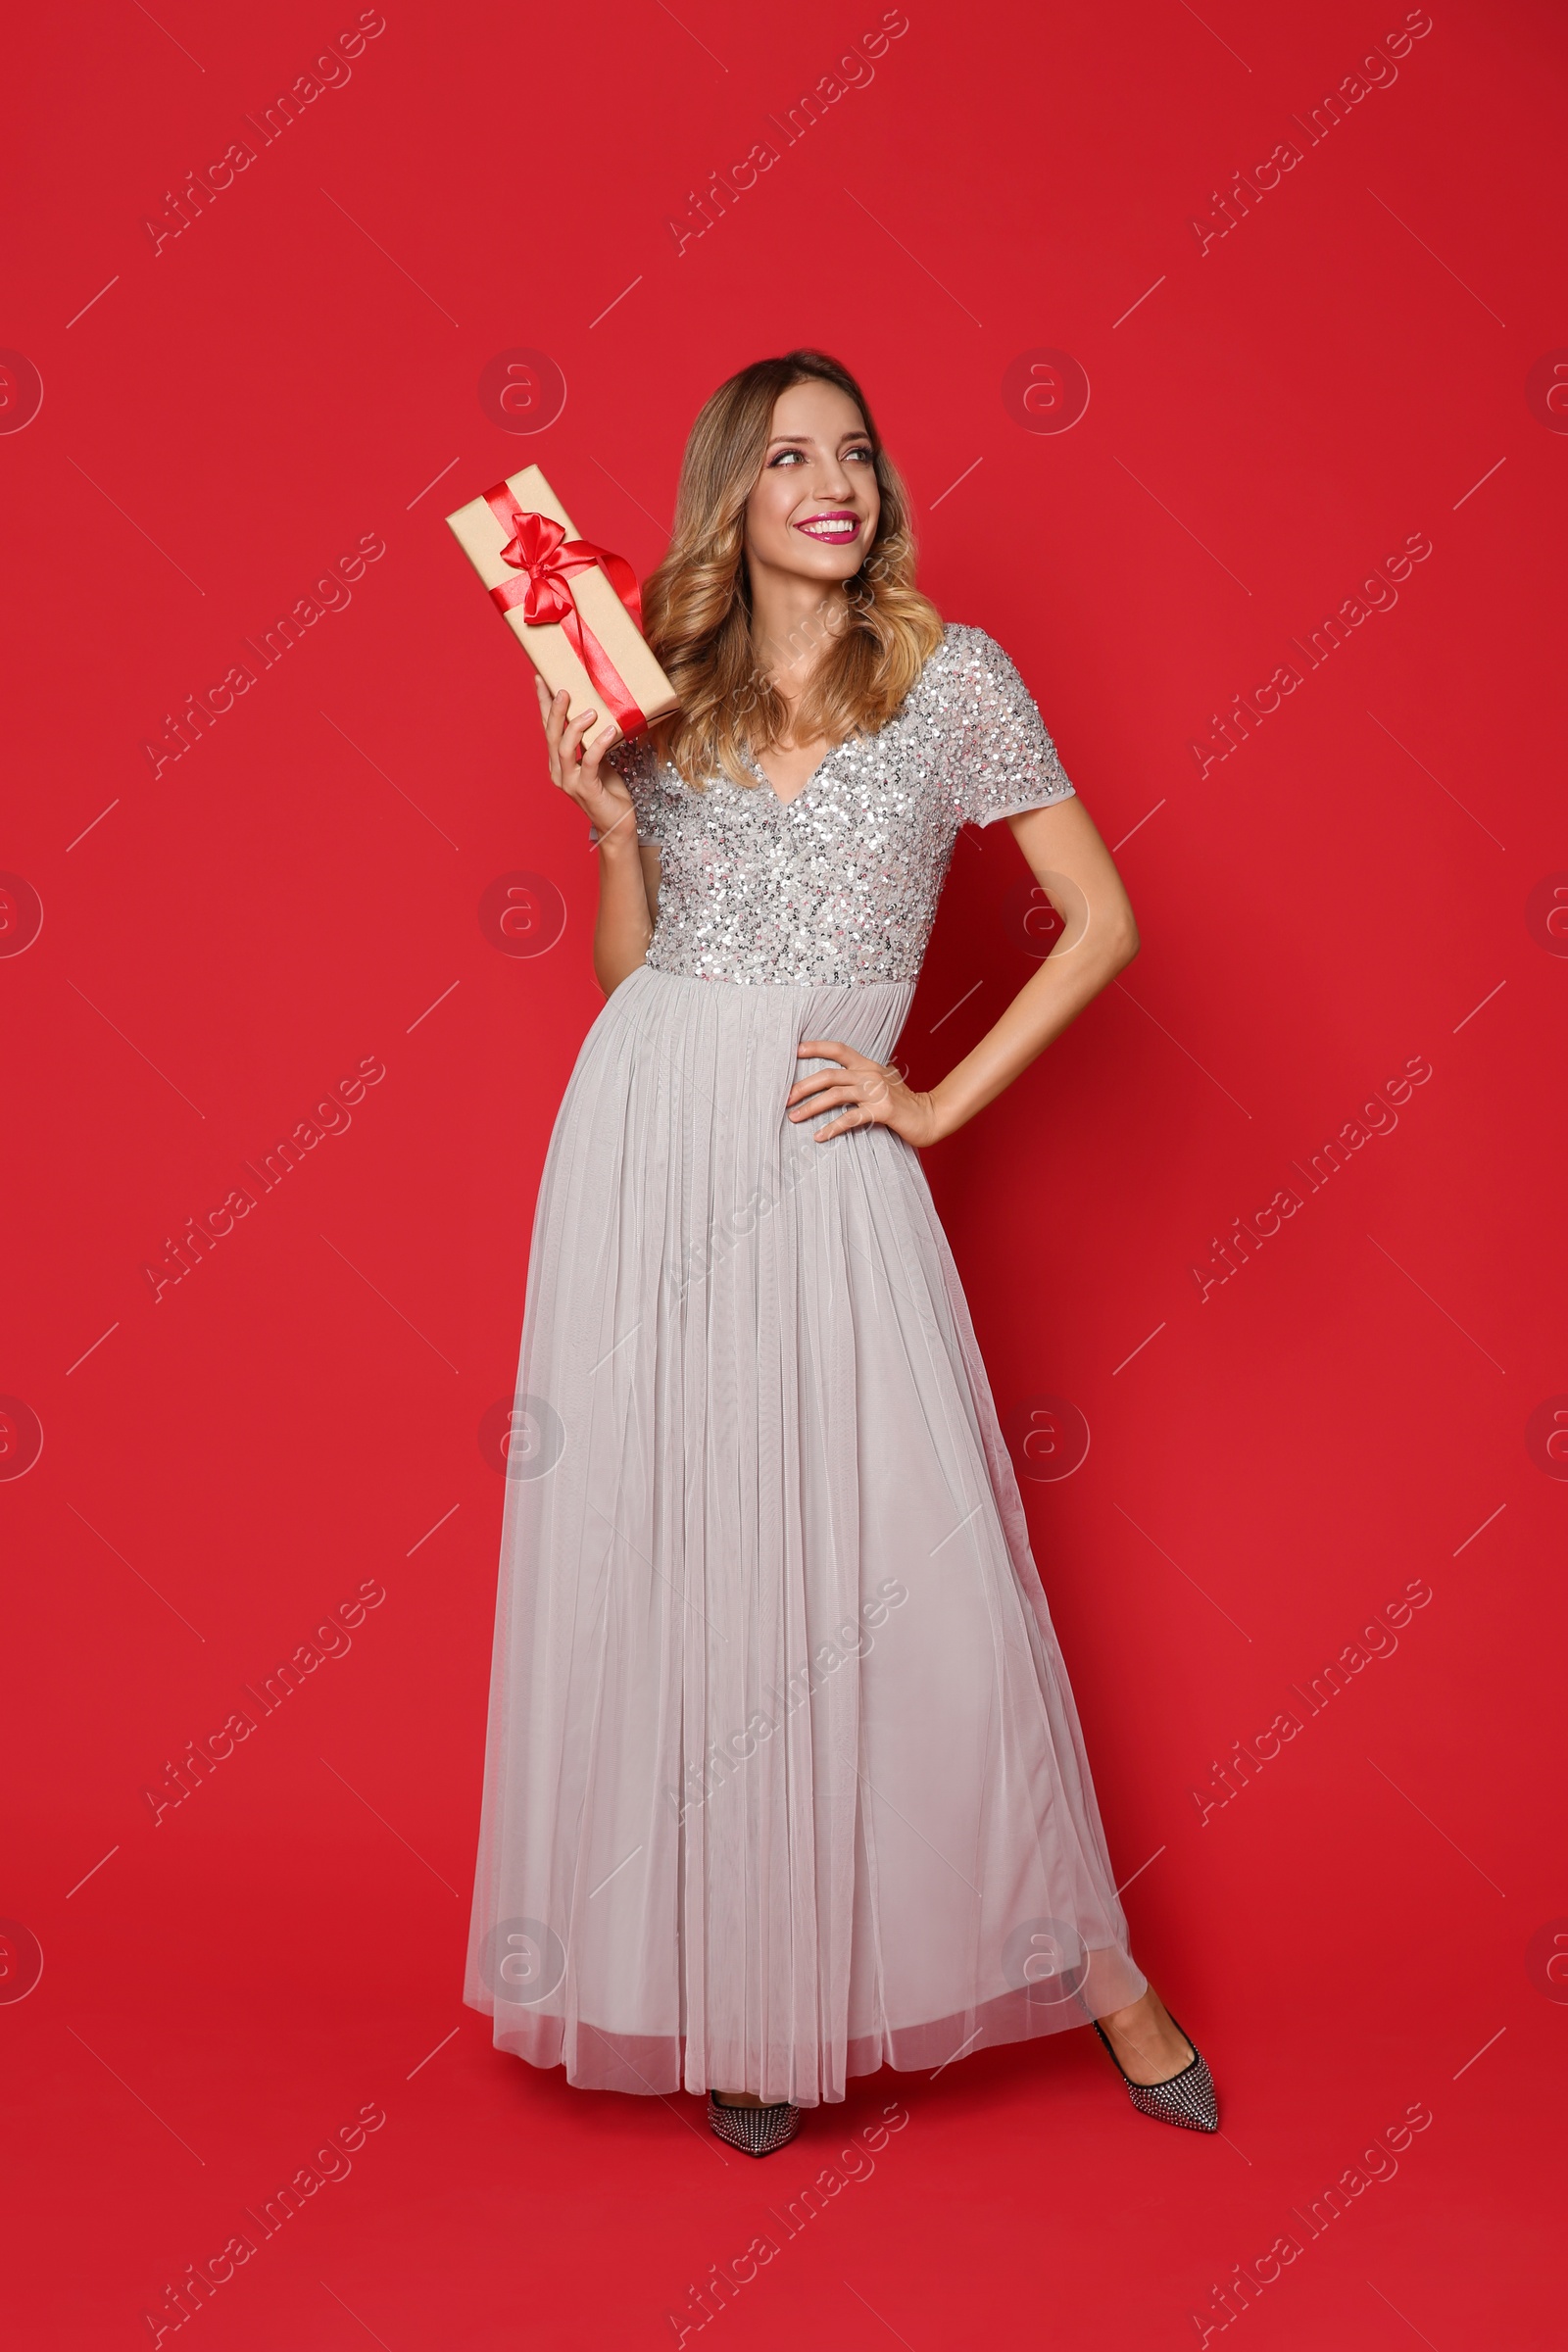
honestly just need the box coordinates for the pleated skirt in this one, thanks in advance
[464,963,1146,2105]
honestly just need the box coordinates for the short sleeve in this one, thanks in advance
[605,735,677,849]
[946,626,1077,828]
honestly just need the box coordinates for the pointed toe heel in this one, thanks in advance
[1094,2016,1219,2134]
[707,2093,801,2157]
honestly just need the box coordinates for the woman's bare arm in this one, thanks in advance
[592,832,659,995]
[533,678,658,995]
[787,793,1139,1145]
[917,794,1139,1137]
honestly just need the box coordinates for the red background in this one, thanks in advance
[3,0,1563,2343]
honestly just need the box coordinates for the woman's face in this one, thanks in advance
[743,379,881,588]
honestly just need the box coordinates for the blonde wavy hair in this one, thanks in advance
[642,350,944,787]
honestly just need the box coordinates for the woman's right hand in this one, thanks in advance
[534,677,636,849]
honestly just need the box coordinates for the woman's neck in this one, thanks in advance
[746,562,851,728]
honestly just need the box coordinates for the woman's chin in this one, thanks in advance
[777,549,863,585]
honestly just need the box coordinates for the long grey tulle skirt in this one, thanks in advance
[464,964,1146,2106]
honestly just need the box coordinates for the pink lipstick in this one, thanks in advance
[793,511,861,543]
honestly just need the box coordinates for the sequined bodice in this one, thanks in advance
[611,623,1075,987]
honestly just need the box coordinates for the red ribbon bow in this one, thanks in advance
[484,485,647,737]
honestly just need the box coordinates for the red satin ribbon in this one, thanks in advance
[484,485,647,736]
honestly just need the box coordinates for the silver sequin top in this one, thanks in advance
[611,623,1076,987]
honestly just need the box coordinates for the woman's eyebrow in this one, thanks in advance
[764,429,870,449]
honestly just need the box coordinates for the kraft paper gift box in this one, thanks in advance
[446,466,677,747]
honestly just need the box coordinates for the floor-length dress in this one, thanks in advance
[465,623,1147,2106]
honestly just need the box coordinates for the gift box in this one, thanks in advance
[446,466,677,746]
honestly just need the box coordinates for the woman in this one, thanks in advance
[465,350,1218,2155]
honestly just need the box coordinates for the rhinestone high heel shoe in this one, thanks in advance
[707,2093,801,2157]
[1094,2014,1219,2133]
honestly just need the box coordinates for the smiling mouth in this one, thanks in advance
[794,513,861,542]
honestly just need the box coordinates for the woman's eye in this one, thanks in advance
[847,445,873,463]
[769,449,804,466]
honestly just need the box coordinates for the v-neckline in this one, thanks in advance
[742,739,842,810]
